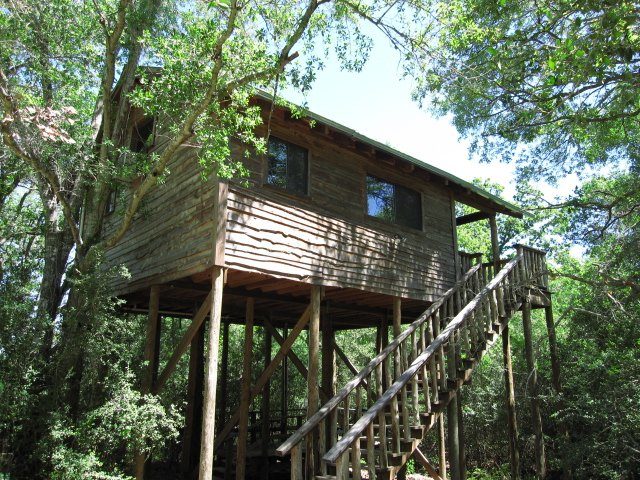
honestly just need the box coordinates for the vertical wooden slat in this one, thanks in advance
[366,421,377,480]
[236,299,254,480]
[307,286,321,478]
[198,266,225,480]
[291,444,303,480]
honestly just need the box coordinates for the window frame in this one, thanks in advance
[365,174,424,231]
[263,136,311,198]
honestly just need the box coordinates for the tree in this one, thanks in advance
[409,0,639,178]
[0,0,431,476]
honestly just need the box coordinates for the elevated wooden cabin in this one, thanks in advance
[101,94,556,480]
[102,94,522,327]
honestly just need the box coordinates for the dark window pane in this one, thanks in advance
[395,184,422,229]
[287,143,308,195]
[266,137,308,195]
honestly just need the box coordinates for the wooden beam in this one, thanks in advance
[456,210,492,226]
[218,322,230,429]
[261,325,272,479]
[213,306,311,451]
[236,299,254,480]
[306,286,321,478]
[136,285,161,480]
[502,325,520,479]
[154,290,213,393]
[413,448,444,480]
[198,266,225,480]
[334,341,368,391]
[263,319,330,402]
[522,300,546,479]
[181,321,205,478]
[321,308,337,452]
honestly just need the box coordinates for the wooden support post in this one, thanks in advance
[447,381,461,480]
[458,389,466,480]
[502,325,520,479]
[135,285,161,480]
[522,301,546,479]
[261,324,272,479]
[218,322,230,428]
[306,286,321,478]
[438,414,447,480]
[213,307,311,452]
[182,322,205,479]
[322,307,337,449]
[198,266,225,480]
[236,299,254,480]
[281,327,288,438]
[381,313,389,390]
[545,304,571,479]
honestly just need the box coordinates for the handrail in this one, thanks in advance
[275,262,483,457]
[323,253,523,464]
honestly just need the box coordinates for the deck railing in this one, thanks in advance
[276,245,547,480]
[276,260,486,477]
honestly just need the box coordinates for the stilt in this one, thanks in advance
[198,266,225,480]
[457,388,466,480]
[261,325,272,480]
[447,336,461,480]
[545,304,571,479]
[321,306,337,450]
[135,285,161,480]
[437,413,447,480]
[280,327,289,438]
[522,300,546,479]
[306,286,321,478]
[502,325,520,479]
[218,322,230,428]
[182,322,205,478]
[236,299,254,480]
[219,322,231,480]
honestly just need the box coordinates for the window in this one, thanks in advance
[106,188,117,215]
[130,117,155,153]
[266,137,309,196]
[366,175,422,230]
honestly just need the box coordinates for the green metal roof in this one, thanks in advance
[257,91,523,218]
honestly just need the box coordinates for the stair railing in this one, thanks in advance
[322,252,527,479]
[275,261,485,478]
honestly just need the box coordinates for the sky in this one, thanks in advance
[283,27,579,204]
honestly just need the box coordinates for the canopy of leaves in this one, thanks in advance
[410,0,640,180]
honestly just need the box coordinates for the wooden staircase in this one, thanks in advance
[276,245,549,480]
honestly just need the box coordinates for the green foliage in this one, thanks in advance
[411,0,640,179]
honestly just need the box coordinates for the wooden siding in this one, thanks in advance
[101,146,218,293]
[102,114,457,301]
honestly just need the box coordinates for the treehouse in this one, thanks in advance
[101,94,554,480]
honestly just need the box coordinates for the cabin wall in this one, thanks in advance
[101,144,218,293]
[102,115,457,301]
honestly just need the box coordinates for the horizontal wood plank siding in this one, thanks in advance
[101,115,457,300]
[225,186,455,302]
[102,147,217,292]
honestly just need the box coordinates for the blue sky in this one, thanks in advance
[283,26,579,203]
